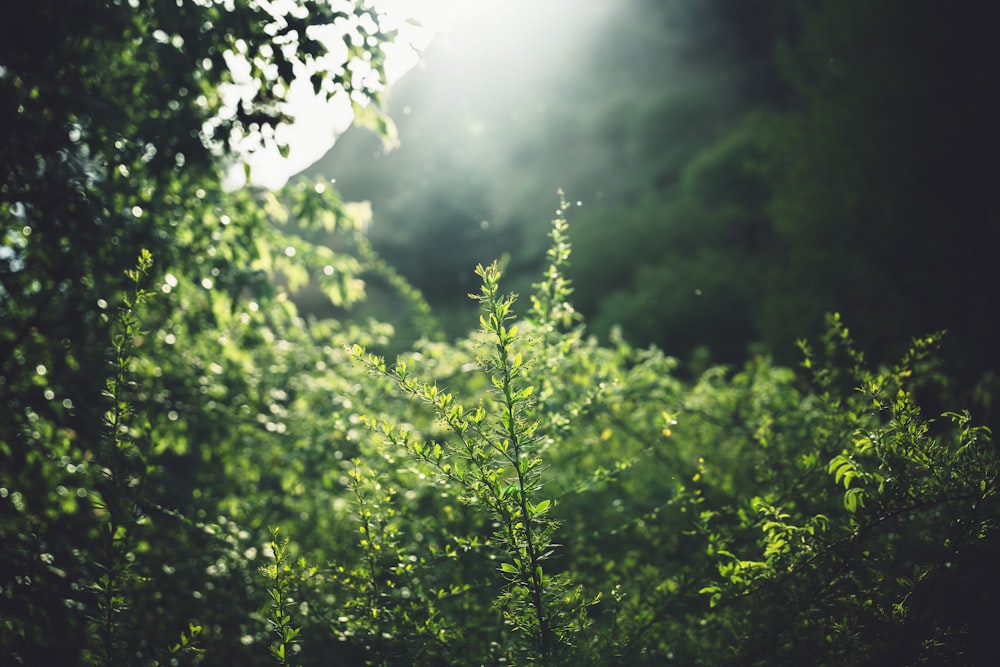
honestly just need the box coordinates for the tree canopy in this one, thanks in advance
[2,0,400,661]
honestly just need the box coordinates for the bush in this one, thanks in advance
[2,201,996,666]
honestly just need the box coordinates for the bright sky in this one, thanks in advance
[235,0,485,190]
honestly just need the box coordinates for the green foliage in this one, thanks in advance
[351,205,596,663]
[5,182,999,664]
[690,317,999,665]
[85,250,155,667]
[261,529,304,666]
[4,2,999,666]
[2,1,397,663]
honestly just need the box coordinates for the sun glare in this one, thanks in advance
[237,0,507,190]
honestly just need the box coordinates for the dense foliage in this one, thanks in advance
[3,1,999,665]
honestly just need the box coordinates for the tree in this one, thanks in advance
[1,0,393,414]
[1,1,398,662]
[756,0,1000,413]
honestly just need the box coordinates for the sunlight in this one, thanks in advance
[231,0,555,190]
[237,0,500,190]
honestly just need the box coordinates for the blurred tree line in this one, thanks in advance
[308,0,1000,419]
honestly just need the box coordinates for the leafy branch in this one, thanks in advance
[353,260,578,662]
[260,528,304,666]
[86,249,154,667]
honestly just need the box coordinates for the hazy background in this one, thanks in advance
[297,0,999,400]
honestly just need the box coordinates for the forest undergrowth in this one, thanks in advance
[4,198,997,666]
